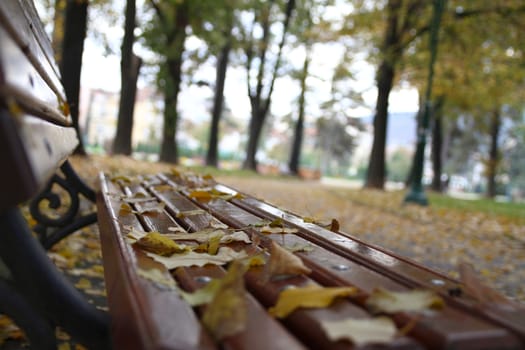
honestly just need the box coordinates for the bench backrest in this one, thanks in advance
[0,0,78,211]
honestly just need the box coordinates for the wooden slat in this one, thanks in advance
[0,111,77,209]
[127,181,308,350]
[160,173,523,349]
[147,176,421,349]
[214,184,525,342]
[97,175,216,350]
[0,25,69,126]
[0,0,67,105]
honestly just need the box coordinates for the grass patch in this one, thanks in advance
[427,192,525,223]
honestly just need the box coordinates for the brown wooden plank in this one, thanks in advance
[0,0,67,105]
[216,184,525,343]
[0,25,69,125]
[0,111,76,209]
[97,174,216,350]
[0,111,37,210]
[147,176,422,349]
[159,174,523,349]
[125,181,308,350]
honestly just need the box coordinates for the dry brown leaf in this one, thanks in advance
[269,285,358,318]
[366,288,444,314]
[263,241,311,281]
[320,317,397,346]
[146,247,248,269]
[135,232,187,256]
[202,260,249,340]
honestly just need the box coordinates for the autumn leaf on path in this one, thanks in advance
[320,317,397,346]
[146,247,248,269]
[202,260,249,340]
[263,241,311,281]
[366,288,444,314]
[269,285,358,318]
[135,232,188,256]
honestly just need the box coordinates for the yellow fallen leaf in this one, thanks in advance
[179,279,221,306]
[176,209,207,218]
[137,268,177,289]
[284,243,314,253]
[189,190,214,201]
[320,317,397,346]
[119,202,133,216]
[366,288,444,314]
[202,260,249,340]
[146,247,248,269]
[259,226,299,234]
[75,278,92,290]
[135,232,187,256]
[264,241,311,280]
[269,285,358,318]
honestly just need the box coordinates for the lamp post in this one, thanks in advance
[404,0,446,205]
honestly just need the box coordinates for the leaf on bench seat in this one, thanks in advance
[122,192,157,204]
[166,229,251,245]
[137,267,177,290]
[263,241,311,281]
[366,288,445,314]
[135,232,189,256]
[146,247,249,269]
[176,209,207,218]
[269,285,358,318]
[202,260,249,341]
[119,202,166,216]
[320,316,397,346]
[259,226,299,234]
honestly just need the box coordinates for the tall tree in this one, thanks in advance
[60,0,89,155]
[288,50,309,175]
[363,0,428,189]
[145,0,191,163]
[205,2,235,167]
[242,0,296,170]
[113,0,142,155]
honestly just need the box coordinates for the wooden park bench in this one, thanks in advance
[2,0,525,349]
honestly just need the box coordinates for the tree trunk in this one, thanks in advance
[243,0,296,171]
[365,0,402,189]
[52,0,66,65]
[486,108,501,198]
[60,0,88,155]
[430,97,444,192]
[243,107,266,170]
[289,53,309,175]
[365,60,395,188]
[206,38,231,167]
[159,4,188,164]
[113,54,142,155]
[113,0,141,156]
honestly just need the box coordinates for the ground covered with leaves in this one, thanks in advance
[1,154,523,348]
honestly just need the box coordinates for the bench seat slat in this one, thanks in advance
[97,176,217,350]
[159,173,524,349]
[124,181,309,350]
[144,177,421,349]
[216,184,525,342]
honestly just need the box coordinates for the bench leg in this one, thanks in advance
[30,161,97,249]
[0,207,111,349]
